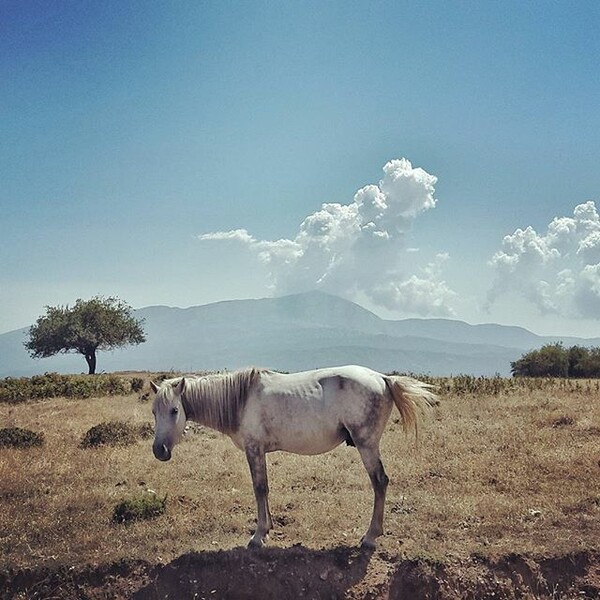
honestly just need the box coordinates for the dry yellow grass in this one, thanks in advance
[0,375,599,573]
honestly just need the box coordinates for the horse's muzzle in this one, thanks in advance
[153,442,172,461]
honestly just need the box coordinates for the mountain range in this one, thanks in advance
[1,291,599,377]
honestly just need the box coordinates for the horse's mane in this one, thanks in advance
[181,368,263,433]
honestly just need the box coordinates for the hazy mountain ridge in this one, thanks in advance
[1,291,599,377]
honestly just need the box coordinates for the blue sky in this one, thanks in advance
[1,0,599,336]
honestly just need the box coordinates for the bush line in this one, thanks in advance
[0,373,137,403]
[2,371,600,404]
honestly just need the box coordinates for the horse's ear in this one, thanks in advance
[173,378,185,395]
[150,381,159,394]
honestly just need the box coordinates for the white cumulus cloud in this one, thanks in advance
[371,253,456,315]
[199,158,456,316]
[487,200,600,318]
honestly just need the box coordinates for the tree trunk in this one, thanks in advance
[84,351,97,375]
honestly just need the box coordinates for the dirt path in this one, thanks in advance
[1,548,598,599]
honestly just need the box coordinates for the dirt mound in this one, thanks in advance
[387,552,600,599]
[1,549,598,599]
[0,559,152,600]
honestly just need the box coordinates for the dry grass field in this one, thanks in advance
[0,373,599,599]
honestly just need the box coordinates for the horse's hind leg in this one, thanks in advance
[356,444,389,549]
[245,445,273,548]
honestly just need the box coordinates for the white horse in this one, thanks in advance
[150,365,437,549]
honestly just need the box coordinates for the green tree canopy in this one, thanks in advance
[511,343,600,378]
[25,296,146,374]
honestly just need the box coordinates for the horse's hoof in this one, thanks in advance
[359,537,377,551]
[248,536,265,549]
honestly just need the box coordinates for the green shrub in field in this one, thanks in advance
[112,493,167,524]
[130,377,145,393]
[512,343,600,378]
[0,427,44,449]
[103,374,130,396]
[80,421,153,448]
[0,373,131,404]
[0,373,130,403]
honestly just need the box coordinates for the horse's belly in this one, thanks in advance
[240,381,352,455]
[275,427,343,455]
[239,408,344,455]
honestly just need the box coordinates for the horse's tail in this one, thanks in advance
[384,376,439,438]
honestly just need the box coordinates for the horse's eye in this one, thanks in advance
[171,407,179,416]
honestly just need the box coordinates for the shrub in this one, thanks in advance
[511,343,569,378]
[112,493,167,524]
[511,343,600,378]
[552,415,575,428]
[80,421,152,448]
[0,373,130,403]
[102,375,129,396]
[130,377,145,393]
[0,427,44,449]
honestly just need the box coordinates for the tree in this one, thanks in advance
[510,343,600,378]
[25,296,146,374]
[578,346,600,377]
[568,345,589,378]
[511,343,569,377]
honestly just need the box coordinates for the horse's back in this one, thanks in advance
[256,366,387,407]
[235,366,391,454]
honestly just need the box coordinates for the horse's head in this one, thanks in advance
[150,378,187,461]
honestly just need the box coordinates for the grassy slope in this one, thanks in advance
[0,376,598,571]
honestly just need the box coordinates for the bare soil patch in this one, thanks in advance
[1,548,598,599]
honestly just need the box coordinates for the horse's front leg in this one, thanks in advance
[245,444,273,548]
